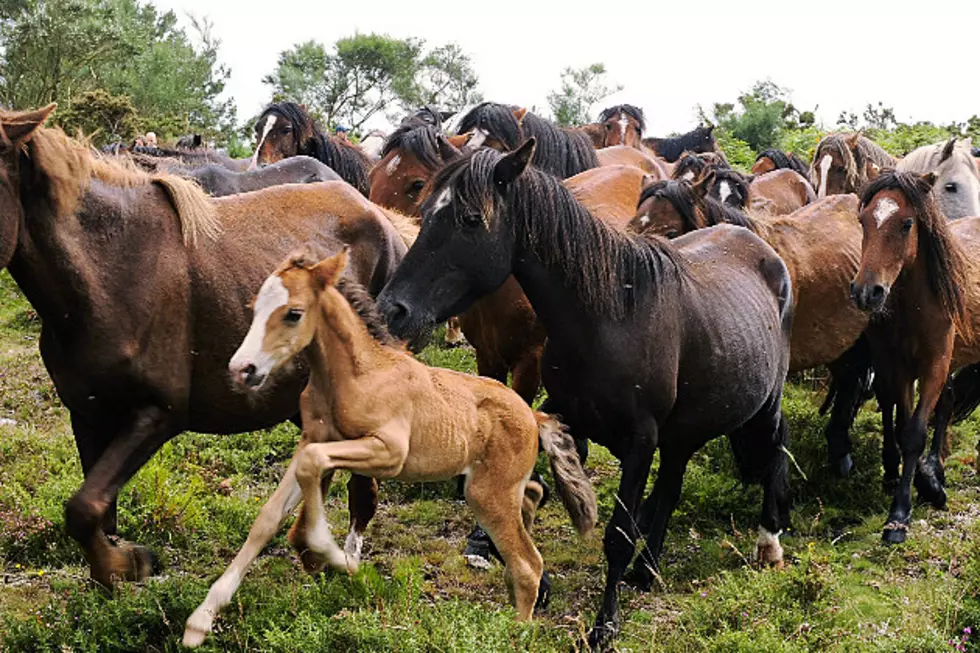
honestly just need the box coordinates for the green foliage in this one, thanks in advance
[778,124,823,162]
[264,34,480,136]
[713,128,756,172]
[54,89,138,143]
[546,62,622,127]
[704,80,814,153]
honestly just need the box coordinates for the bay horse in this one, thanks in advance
[811,132,896,197]
[455,102,599,178]
[595,145,670,178]
[595,104,646,148]
[629,179,871,475]
[898,138,980,220]
[643,124,718,162]
[251,101,372,196]
[185,156,340,196]
[183,247,597,647]
[851,170,980,542]
[0,105,407,589]
[672,150,729,182]
[752,149,811,177]
[377,139,794,649]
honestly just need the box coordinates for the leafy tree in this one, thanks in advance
[705,80,813,152]
[264,34,481,134]
[546,63,622,127]
[56,89,138,142]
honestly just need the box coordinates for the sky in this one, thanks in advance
[154,0,980,136]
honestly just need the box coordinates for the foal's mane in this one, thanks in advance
[639,180,758,233]
[861,171,968,334]
[433,149,685,318]
[812,133,896,192]
[456,102,599,179]
[597,104,646,133]
[25,125,221,246]
[756,149,810,177]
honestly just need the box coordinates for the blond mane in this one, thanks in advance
[25,125,221,246]
[377,206,420,247]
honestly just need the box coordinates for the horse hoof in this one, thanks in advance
[914,457,947,509]
[623,561,655,592]
[122,543,159,581]
[587,617,619,651]
[831,454,853,479]
[535,570,551,611]
[182,608,213,648]
[881,523,908,545]
[463,526,498,569]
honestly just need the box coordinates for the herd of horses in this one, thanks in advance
[2,97,980,650]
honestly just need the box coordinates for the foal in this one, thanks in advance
[183,248,597,647]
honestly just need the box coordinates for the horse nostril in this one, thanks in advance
[243,363,257,378]
[871,285,885,300]
[849,282,857,297]
[386,300,410,326]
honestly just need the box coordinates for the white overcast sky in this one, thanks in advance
[155,0,980,136]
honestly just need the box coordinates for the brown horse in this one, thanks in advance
[0,105,407,588]
[595,104,646,148]
[748,169,817,215]
[629,179,871,475]
[752,149,811,177]
[851,171,980,542]
[811,132,896,198]
[251,101,372,196]
[183,248,597,646]
[596,145,670,178]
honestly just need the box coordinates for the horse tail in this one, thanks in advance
[535,413,597,536]
[951,364,980,424]
[152,175,222,246]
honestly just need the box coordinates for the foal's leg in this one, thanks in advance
[183,457,304,648]
[914,380,953,509]
[344,475,378,564]
[510,350,542,406]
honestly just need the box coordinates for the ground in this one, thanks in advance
[1,268,978,652]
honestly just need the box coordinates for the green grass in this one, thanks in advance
[1,268,979,652]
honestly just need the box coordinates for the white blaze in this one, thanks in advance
[230,275,289,376]
[681,171,695,181]
[719,181,732,204]
[431,187,452,212]
[385,154,401,176]
[249,115,277,170]
[466,128,488,151]
[817,154,832,198]
[618,114,629,142]
[873,197,900,227]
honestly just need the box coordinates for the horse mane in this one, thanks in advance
[25,125,221,246]
[597,104,646,133]
[380,123,446,171]
[644,125,715,162]
[672,150,730,181]
[432,149,685,318]
[898,139,979,180]
[812,133,897,192]
[400,106,444,129]
[377,206,420,248]
[456,102,598,178]
[258,102,371,195]
[861,171,968,334]
[336,278,402,347]
[756,149,810,177]
[639,179,758,232]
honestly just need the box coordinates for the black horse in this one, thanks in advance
[185,156,339,196]
[643,124,718,162]
[378,139,794,649]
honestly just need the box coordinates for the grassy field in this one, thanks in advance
[1,267,979,652]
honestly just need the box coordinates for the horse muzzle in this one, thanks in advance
[378,296,434,352]
[229,361,268,390]
[850,280,889,312]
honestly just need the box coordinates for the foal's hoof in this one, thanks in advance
[830,453,854,479]
[463,525,498,569]
[182,607,214,648]
[535,570,551,611]
[882,522,908,545]
[587,615,620,652]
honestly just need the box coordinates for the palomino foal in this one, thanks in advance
[183,248,597,647]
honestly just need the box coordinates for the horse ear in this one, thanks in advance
[940,137,957,163]
[866,161,881,181]
[512,108,528,125]
[691,168,715,196]
[193,134,203,148]
[845,132,861,149]
[437,134,462,162]
[493,138,536,188]
[447,133,471,150]
[705,123,715,133]
[1,103,56,149]
[918,172,938,191]
[439,110,456,123]
[312,246,349,290]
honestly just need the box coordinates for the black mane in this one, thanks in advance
[597,104,646,133]
[756,149,810,177]
[431,149,684,318]
[400,106,445,130]
[644,125,716,163]
[638,179,757,232]
[258,101,371,196]
[456,102,598,179]
[380,123,454,171]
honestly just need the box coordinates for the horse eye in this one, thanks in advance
[462,213,483,228]
[283,308,303,323]
[407,180,426,196]
[902,218,913,233]
[666,230,679,238]
[945,182,957,193]
[835,166,846,173]
[605,124,612,130]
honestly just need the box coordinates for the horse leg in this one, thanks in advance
[71,416,118,534]
[756,411,791,564]
[510,349,542,406]
[444,316,466,347]
[914,379,953,509]
[344,474,378,565]
[824,338,873,478]
[588,425,657,651]
[183,456,304,648]
[64,406,174,588]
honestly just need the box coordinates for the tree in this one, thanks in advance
[264,34,481,134]
[546,63,622,127]
[704,80,812,152]
[56,89,138,142]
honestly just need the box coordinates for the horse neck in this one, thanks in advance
[890,248,953,343]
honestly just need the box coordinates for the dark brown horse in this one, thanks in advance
[671,150,729,182]
[752,149,811,177]
[252,101,372,196]
[811,132,896,198]
[851,170,980,542]
[378,139,793,649]
[595,104,646,148]
[696,167,817,215]
[0,105,407,588]
[643,124,718,162]
[185,156,340,196]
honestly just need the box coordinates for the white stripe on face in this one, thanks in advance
[465,128,488,151]
[719,181,732,204]
[431,187,452,213]
[873,197,899,227]
[681,171,695,181]
[618,114,629,142]
[385,154,401,176]
[230,275,289,377]
[818,154,832,198]
[249,115,277,170]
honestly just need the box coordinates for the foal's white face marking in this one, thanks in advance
[466,128,488,151]
[431,187,453,213]
[873,197,900,227]
[229,274,289,382]
[618,114,629,142]
[249,115,278,170]
[817,154,832,198]
[718,180,732,204]
[385,154,401,176]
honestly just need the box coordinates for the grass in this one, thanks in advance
[1,267,979,652]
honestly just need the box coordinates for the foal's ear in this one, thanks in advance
[312,246,350,290]
[512,107,528,125]
[940,137,957,164]
[0,103,56,149]
[493,138,536,188]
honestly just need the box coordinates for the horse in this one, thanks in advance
[898,138,980,220]
[671,150,729,182]
[752,149,811,177]
[184,156,340,197]
[629,179,871,475]
[182,247,597,647]
[0,105,407,589]
[811,132,896,198]
[128,145,249,172]
[595,104,646,148]
[251,101,372,196]
[455,102,599,178]
[850,170,980,543]
[377,139,794,649]
[595,145,670,178]
[643,124,718,162]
